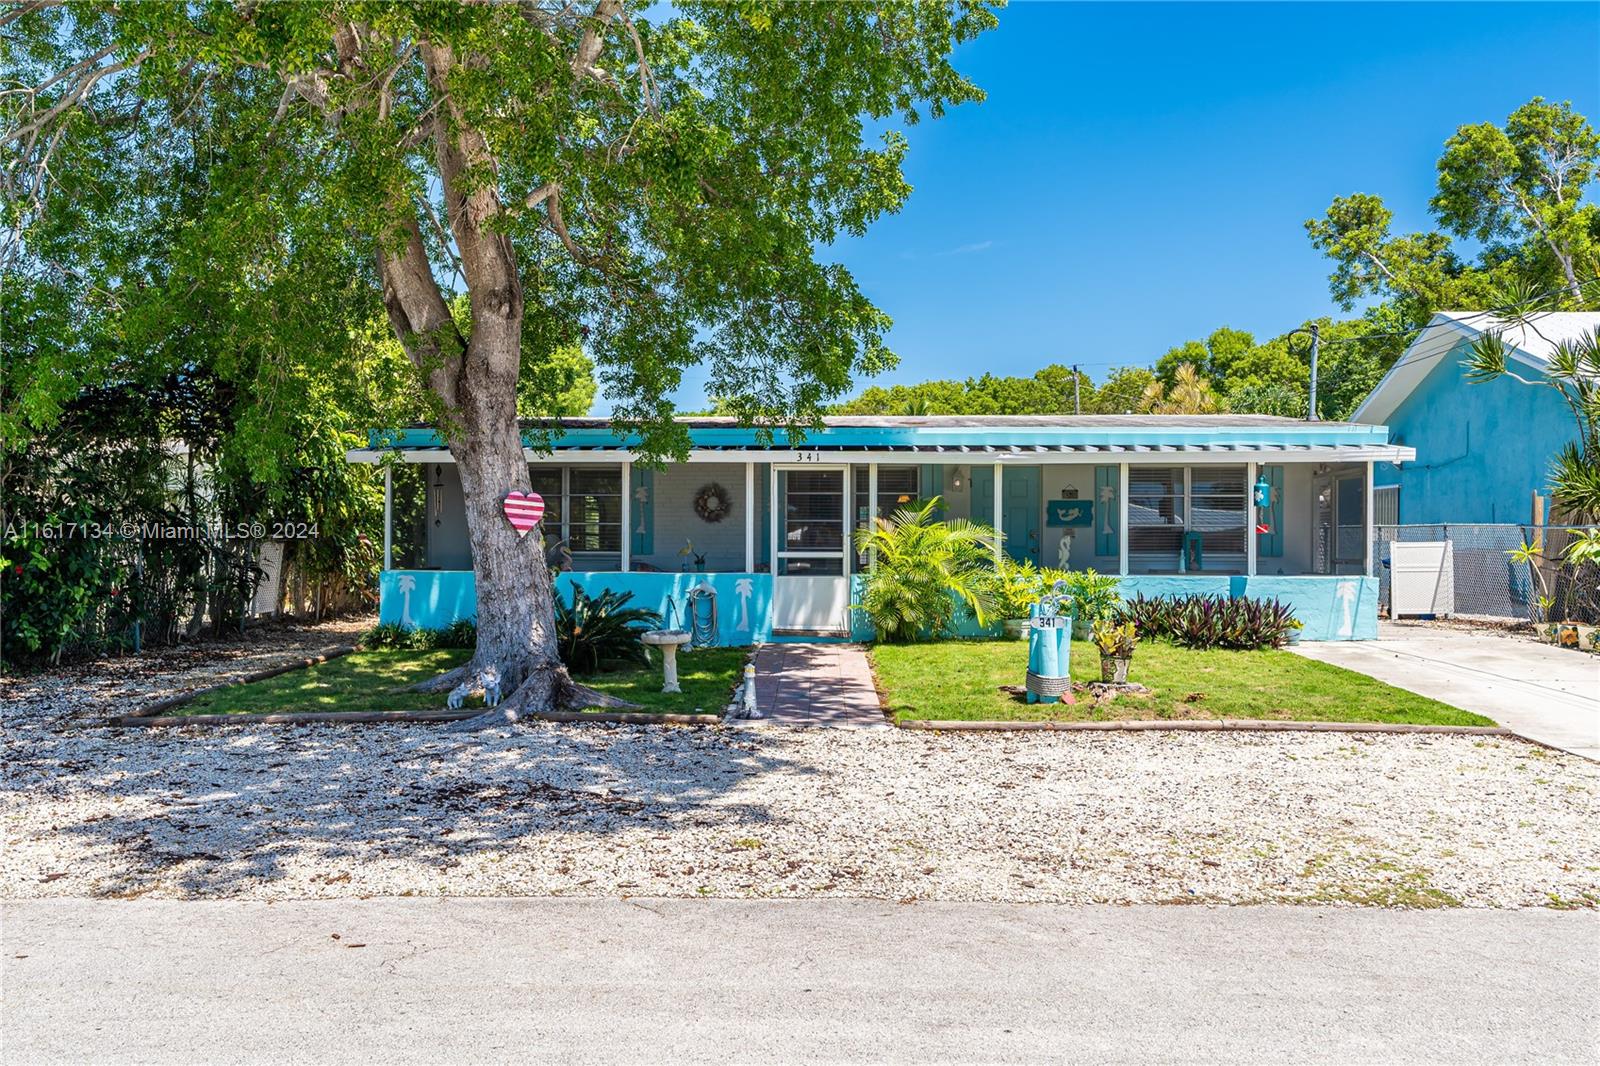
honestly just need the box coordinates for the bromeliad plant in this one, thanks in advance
[1122,593,1299,650]
[554,586,661,675]
[853,496,1000,643]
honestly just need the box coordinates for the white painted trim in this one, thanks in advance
[1246,460,1257,578]
[769,463,779,581]
[1118,462,1130,577]
[620,460,632,572]
[383,465,392,571]
[1364,460,1375,577]
[992,461,1003,565]
[744,461,755,572]
[866,462,878,570]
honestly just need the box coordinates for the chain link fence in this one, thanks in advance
[1374,524,1599,623]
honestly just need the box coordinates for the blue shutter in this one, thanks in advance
[630,467,654,557]
[920,463,941,516]
[759,463,770,570]
[1258,465,1284,559]
[1094,465,1119,558]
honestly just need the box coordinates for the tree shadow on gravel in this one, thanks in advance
[2,716,819,899]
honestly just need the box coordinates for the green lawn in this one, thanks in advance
[870,639,1495,727]
[177,646,748,716]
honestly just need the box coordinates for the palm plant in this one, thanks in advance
[554,586,661,674]
[852,496,1000,642]
[1139,363,1225,414]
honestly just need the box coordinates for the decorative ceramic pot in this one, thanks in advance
[1557,623,1581,650]
[1100,654,1131,683]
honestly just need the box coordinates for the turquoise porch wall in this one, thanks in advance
[1373,342,1569,524]
[840,573,1378,642]
[379,570,774,645]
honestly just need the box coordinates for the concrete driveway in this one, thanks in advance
[3,898,1597,1065]
[1294,622,1600,760]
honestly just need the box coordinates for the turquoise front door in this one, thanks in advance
[970,466,1042,564]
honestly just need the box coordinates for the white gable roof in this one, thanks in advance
[1351,310,1600,425]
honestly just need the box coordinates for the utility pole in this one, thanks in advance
[1071,364,1081,415]
[1288,323,1321,422]
[1307,324,1320,422]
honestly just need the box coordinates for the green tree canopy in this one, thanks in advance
[1,0,998,717]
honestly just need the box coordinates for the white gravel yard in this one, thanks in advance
[4,628,1598,908]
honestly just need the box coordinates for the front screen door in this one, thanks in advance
[772,466,850,633]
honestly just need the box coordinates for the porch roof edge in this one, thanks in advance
[359,416,1399,456]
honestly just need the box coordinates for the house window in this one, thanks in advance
[527,465,621,559]
[854,466,921,566]
[1128,465,1246,574]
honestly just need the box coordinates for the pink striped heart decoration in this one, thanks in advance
[501,491,546,538]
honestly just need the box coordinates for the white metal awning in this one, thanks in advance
[346,442,1416,465]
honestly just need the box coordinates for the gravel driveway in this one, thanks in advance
[4,625,1597,908]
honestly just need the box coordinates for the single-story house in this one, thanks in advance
[347,414,1417,642]
[1353,311,1594,526]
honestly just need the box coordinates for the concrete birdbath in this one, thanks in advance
[640,629,692,693]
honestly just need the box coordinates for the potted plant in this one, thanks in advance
[1063,569,1121,640]
[1284,617,1305,645]
[1092,619,1138,683]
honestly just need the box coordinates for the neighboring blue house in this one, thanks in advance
[349,414,1416,641]
[1353,311,1594,526]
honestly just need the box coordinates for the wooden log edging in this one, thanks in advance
[894,718,1514,737]
[108,707,724,729]
[123,645,361,718]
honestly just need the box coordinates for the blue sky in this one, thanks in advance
[653,1,1600,409]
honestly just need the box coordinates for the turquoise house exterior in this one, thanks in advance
[349,414,1416,643]
[1354,311,1593,525]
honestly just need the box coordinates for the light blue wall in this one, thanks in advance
[380,572,1378,642]
[1373,342,1569,524]
[379,570,774,645]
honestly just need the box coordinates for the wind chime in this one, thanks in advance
[1253,472,1274,536]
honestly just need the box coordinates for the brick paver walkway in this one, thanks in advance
[746,643,888,729]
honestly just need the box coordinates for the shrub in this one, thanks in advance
[852,496,999,642]
[993,558,1043,619]
[555,585,660,674]
[1061,569,1121,626]
[440,619,478,649]
[363,618,477,651]
[363,622,409,649]
[1121,593,1298,650]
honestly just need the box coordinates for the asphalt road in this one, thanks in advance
[3,898,1596,1064]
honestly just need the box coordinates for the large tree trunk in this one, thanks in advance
[407,311,636,726]
[381,39,638,727]
[415,341,567,722]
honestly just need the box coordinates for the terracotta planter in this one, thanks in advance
[1100,654,1131,683]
